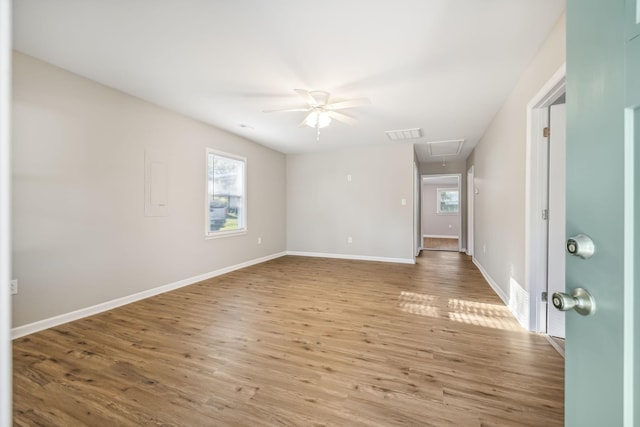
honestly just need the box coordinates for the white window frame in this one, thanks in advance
[205,148,247,239]
[436,187,459,215]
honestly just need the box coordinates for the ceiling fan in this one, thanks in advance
[263,89,370,140]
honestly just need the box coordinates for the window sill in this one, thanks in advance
[205,229,248,240]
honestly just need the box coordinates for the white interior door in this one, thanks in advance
[547,103,566,338]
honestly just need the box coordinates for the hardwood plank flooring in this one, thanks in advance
[13,251,564,426]
[423,237,459,251]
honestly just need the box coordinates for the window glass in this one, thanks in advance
[437,188,459,214]
[206,150,246,236]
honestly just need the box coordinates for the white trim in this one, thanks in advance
[414,162,421,258]
[545,335,565,358]
[472,258,527,330]
[525,63,566,333]
[12,252,287,339]
[423,234,458,239]
[473,258,509,304]
[466,165,474,257]
[204,229,248,240]
[286,251,415,265]
[623,106,635,426]
[0,0,11,422]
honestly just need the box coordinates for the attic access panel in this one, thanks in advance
[427,139,464,157]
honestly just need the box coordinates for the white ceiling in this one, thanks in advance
[12,0,564,162]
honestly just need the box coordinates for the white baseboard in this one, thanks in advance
[12,251,287,339]
[472,258,528,330]
[472,258,509,304]
[545,335,565,358]
[286,251,415,265]
[423,234,459,239]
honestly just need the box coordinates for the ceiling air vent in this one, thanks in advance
[426,139,464,157]
[385,128,423,141]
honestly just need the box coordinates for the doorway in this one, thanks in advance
[546,99,567,354]
[421,174,462,252]
[525,64,566,342]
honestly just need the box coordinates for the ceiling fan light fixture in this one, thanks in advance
[305,111,331,128]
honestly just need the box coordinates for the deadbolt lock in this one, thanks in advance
[566,234,595,259]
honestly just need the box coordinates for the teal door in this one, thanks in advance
[565,0,639,425]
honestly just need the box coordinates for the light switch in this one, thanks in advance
[401,198,407,206]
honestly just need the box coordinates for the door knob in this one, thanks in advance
[552,288,596,316]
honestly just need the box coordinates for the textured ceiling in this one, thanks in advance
[12,0,564,162]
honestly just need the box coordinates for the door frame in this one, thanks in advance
[0,0,12,423]
[525,63,566,333]
[413,162,421,258]
[420,173,463,252]
[546,102,567,343]
[466,166,474,257]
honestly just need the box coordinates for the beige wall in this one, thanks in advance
[11,52,287,327]
[286,143,415,262]
[466,13,566,297]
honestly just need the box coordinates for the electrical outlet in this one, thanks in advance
[258,237,262,244]
[347,236,353,244]
[347,174,352,182]
[10,279,18,295]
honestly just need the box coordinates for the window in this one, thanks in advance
[436,188,459,214]
[206,149,246,237]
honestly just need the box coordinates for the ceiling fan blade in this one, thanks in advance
[326,110,357,125]
[325,98,371,110]
[262,106,311,113]
[294,89,317,106]
[295,89,331,107]
[298,112,313,128]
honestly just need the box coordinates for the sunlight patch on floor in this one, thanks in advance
[398,292,522,331]
[397,291,440,317]
[448,298,522,331]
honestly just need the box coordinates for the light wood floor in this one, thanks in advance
[423,237,459,251]
[13,252,564,426]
